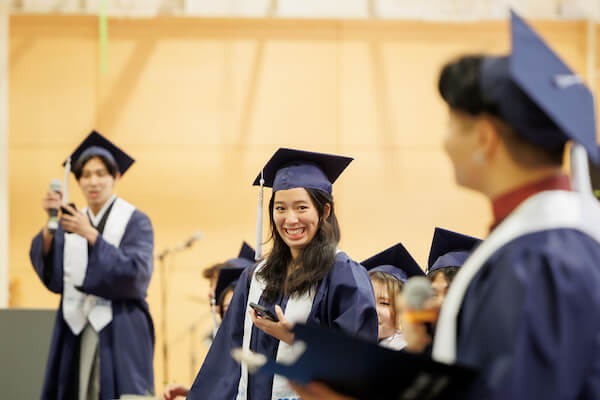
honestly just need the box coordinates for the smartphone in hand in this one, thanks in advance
[60,203,77,216]
[249,302,279,322]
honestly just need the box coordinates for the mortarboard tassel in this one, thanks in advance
[255,170,264,261]
[570,143,594,198]
[63,157,71,205]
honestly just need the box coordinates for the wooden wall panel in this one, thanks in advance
[8,15,588,389]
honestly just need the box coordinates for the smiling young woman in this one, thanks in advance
[186,148,378,400]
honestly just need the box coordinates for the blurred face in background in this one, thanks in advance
[371,279,397,340]
[78,156,119,211]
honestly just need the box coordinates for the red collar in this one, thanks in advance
[490,174,571,231]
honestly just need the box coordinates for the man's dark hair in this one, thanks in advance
[438,55,564,167]
[73,153,119,180]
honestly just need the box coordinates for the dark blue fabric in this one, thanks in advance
[187,252,378,400]
[29,209,155,400]
[252,148,353,192]
[477,12,599,163]
[456,229,600,399]
[64,130,135,175]
[427,227,481,274]
[361,243,424,282]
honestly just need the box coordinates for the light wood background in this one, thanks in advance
[7,15,592,389]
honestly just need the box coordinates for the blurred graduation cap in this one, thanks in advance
[361,243,424,283]
[214,267,244,306]
[215,242,255,304]
[225,242,256,269]
[479,11,599,163]
[427,228,481,275]
[63,130,135,176]
[252,148,353,259]
[233,323,477,400]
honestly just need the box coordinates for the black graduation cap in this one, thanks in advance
[251,323,477,400]
[361,243,424,283]
[252,148,353,194]
[427,228,481,275]
[225,242,256,269]
[214,266,245,306]
[215,242,255,304]
[479,11,599,163]
[63,130,135,175]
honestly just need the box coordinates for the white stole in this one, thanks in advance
[62,197,136,335]
[236,260,317,400]
[432,189,600,364]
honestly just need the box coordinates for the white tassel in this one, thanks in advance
[570,143,594,198]
[63,157,71,205]
[255,170,265,261]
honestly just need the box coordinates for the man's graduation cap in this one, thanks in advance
[478,11,599,163]
[64,130,134,176]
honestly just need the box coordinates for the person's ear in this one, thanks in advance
[322,203,331,220]
[473,117,500,164]
[113,172,121,187]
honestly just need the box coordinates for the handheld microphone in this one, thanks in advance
[403,277,438,334]
[47,179,62,233]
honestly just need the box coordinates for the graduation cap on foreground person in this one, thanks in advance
[478,11,599,164]
[362,243,425,283]
[427,228,482,275]
[252,148,353,259]
[232,323,477,400]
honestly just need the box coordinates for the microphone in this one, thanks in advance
[403,277,438,325]
[47,179,62,233]
[158,231,204,260]
[173,231,204,251]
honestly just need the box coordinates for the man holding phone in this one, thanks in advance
[30,131,155,400]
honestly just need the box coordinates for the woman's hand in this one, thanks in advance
[60,205,98,244]
[250,305,294,345]
[289,382,357,400]
[160,383,189,400]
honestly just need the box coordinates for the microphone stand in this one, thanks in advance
[156,233,202,384]
[157,251,170,384]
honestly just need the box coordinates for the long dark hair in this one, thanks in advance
[257,188,341,303]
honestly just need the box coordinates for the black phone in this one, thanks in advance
[249,302,279,322]
[60,203,77,216]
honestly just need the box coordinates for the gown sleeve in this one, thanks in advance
[29,227,66,294]
[322,255,379,342]
[187,267,251,400]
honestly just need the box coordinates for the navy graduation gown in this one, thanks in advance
[29,208,155,400]
[187,251,378,400]
[457,229,600,399]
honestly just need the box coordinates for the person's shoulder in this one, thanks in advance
[328,251,368,278]
[489,228,600,287]
[124,207,153,234]
[501,228,600,263]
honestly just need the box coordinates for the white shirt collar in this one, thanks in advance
[87,194,117,227]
